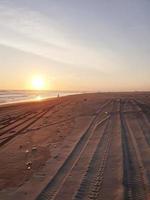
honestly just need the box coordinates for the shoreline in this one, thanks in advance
[0,93,83,108]
[0,90,82,107]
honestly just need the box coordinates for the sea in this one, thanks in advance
[0,90,80,105]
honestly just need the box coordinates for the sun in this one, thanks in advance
[31,76,45,90]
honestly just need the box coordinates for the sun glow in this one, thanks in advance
[36,95,43,101]
[31,76,45,90]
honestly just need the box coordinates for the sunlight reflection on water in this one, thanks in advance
[0,90,80,105]
[35,95,43,101]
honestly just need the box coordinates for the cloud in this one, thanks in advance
[0,1,122,74]
[0,2,68,47]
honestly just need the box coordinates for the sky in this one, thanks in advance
[0,0,150,91]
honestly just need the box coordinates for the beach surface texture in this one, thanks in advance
[0,92,150,200]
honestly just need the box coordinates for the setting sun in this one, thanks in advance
[31,76,45,90]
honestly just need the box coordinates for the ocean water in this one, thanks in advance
[0,90,79,105]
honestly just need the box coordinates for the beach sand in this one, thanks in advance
[0,92,150,200]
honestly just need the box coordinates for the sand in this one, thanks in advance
[0,92,150,200]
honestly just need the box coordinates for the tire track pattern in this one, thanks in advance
[36,101,112,200]
[74,118,112,200]
[73,101,118,200]
[0,105,58,147]
[131,100,150,147]
[120,100,148,200]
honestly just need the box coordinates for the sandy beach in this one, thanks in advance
[0,92,150,200]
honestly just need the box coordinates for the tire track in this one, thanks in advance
[36,100,112,200]
[73,100,118,200]
[120,100,148,200]
[130,100,150,147]
[74,118,112,200]
[0,103,62,148]
[0,111,34,130]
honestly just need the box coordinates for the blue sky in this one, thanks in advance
[0,0,150,91]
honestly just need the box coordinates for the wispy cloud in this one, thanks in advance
[0,2,68,47]
[0,1,121,73]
